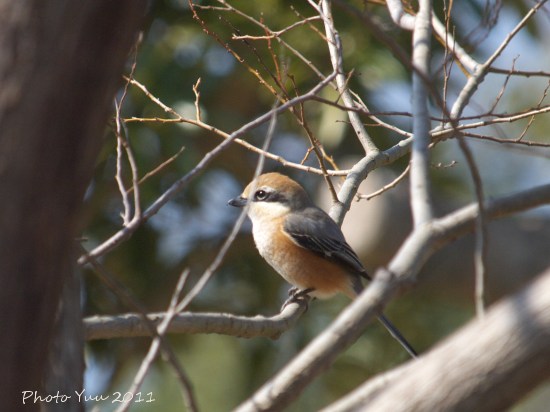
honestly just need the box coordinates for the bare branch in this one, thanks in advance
[134,145,186,189]
[114,105,133,225]
[85,301,308,341]
[386,0,416,30]
[456,135,488,317]
[410,0,434,226]
[232,15,322,40]
[357,164,410,201]
[432,105,550,138]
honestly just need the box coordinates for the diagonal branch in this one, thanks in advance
[234,182,550,412]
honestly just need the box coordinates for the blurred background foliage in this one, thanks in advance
[81,1,550,410]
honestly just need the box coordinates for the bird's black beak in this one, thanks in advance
[227,196,248,208]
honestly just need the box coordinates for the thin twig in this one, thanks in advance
[131,145,186,190]
[456,135,488,318]
[114,102,132,225]
[315,0,379,154]
[357,164,411,201]
[81,248,198,412]
[78,72,337,266]
[115,270,197,412]
[450,0,548,120]
[232,16,322,39]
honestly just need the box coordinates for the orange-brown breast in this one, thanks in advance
[252,216,356,299]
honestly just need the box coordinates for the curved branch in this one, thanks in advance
[386,0,415,30]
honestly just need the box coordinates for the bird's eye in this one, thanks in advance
[254,189,268,201]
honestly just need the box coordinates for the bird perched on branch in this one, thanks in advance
[228,172,417,358]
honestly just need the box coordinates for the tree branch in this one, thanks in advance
[84,300,309,341]
[410,0,434,226]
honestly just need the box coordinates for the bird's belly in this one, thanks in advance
[252,225,353,299]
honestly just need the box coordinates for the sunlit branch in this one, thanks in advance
[231,15,322,40]
[85,300,309,341]
[409,0,434,227]
[386,0,415,30]
[357,164,410,201]
[456,134,488,318]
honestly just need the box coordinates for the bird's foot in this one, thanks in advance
[281,287,315,312]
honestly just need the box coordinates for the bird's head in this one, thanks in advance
[228,172,311,221]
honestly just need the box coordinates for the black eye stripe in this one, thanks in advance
[253,189,287,203]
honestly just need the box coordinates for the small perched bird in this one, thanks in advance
[228,172,417,358]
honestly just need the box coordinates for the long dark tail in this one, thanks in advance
[352,276,418,358]
[376,313,418,358]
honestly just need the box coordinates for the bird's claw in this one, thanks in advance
[287,286,300,297]
[281,287,315,312]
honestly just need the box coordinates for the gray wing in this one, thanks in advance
[284,207,369,278]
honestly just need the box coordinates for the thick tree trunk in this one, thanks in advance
[324,268,550,412]
[0,1,146,410]
[42,269,85,412]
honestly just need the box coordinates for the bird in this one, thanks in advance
[228,172,417,358]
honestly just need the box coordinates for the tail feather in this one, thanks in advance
[376,313,418,358]
[351,277,417,358]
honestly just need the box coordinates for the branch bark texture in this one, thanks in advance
[410,0,434,226]
[326,267,550,412]
[84,301,308,341]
